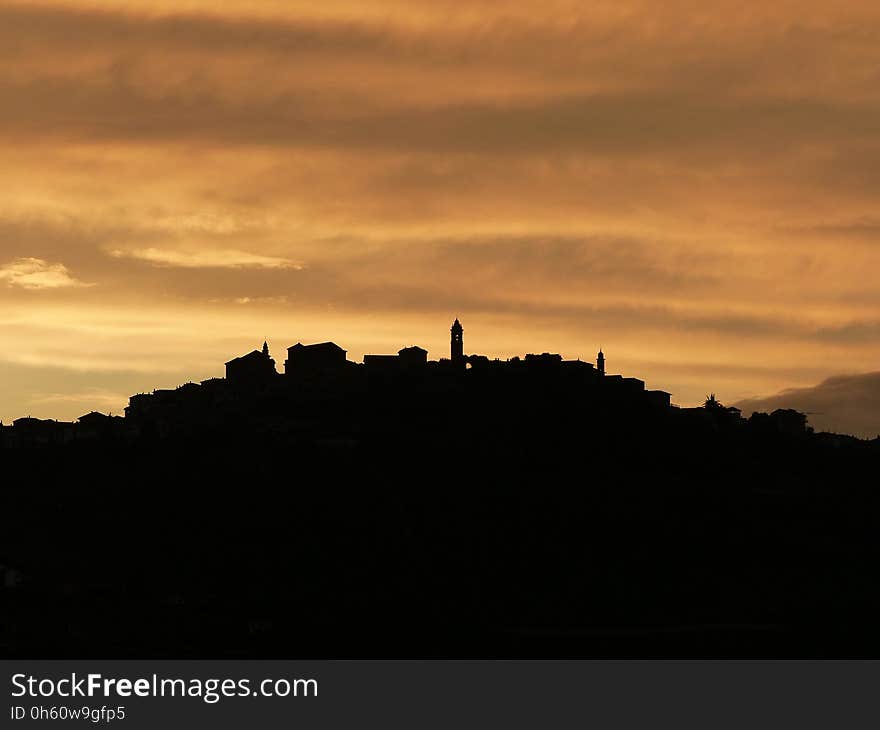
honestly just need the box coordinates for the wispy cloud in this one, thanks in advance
[109,248,304,270]
[0,258,91,289]
[29,388,129,414]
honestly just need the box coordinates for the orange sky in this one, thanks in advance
[1,1,880,434]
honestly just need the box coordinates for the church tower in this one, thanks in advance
[450,318,464,362]
[597,348,605,375]
[261,339,276,370]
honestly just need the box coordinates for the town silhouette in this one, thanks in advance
[2,319,879,658]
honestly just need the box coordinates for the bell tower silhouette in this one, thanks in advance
[450,318,464,362]
[597,348,605,375]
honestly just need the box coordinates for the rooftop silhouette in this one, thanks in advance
[1,318,678,445]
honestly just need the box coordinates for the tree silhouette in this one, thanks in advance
[704,393,724,410]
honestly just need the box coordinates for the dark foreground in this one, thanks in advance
[2,379,879,658]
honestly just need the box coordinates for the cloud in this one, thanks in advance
[0,3,878,176]
[108,248,304,270]
[2,71,876,164]
[734,372,880,439]
[785,219,880,243]
[29,388,129,413]
[0,258,90,289]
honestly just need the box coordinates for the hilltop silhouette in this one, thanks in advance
[1,319,675,446]
[735,371,880,439]
[1,319,879,658]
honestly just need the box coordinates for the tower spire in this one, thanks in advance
[450,318,464,362]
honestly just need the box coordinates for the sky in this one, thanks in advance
[1,1,880,437]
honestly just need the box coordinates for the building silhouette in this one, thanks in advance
[451,318,464,362]
[0,317,688,447]
[285,341,348,375]
[399,345,428,367]
[225,340,276,386]
[102,317,682,441]
[364,346,429,373]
